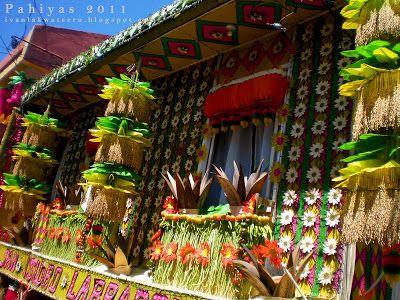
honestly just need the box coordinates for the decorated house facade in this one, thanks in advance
[0,0,398,299]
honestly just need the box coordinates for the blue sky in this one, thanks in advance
[0,0,173,60]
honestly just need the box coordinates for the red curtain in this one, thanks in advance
[204,73,289,125]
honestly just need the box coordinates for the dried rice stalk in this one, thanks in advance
[94,135,145,172]
[344,167,400,191]
[12,157,50,182]
[105,92,153,123]
[353,71,400,138]
[85,186,128,221]
[341,186,400,246]
[3,191,41,216]
[356,2,400,46]
[21,124,58,150]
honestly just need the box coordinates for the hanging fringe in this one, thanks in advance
[344,167,400,191]
[85,186,128,221]
[12,157,50,182]
[3,191,41,216]
[94,135,144,172]
[353,71,400,138]
[341,186,400,246]
[356,2,400,46]
[21,124,58,150]
[105,92,153,123]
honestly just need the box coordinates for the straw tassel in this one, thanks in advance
[3,191,41,217]
[105,92,153,123]
[12,157,51,182]
[345,167,400,191]
[85,186,129,221]
[21,124,59,150]
[356,2,400,46]
[352,71,400,138]
[341,186,400,246]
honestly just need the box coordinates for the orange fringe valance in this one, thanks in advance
[204,73,289,127]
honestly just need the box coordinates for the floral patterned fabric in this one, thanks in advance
[274,14,354,297]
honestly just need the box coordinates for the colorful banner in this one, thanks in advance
[0,242,211,300]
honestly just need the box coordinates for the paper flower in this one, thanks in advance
[288,146,301,162]
[299,236,315,254]
[270,162,285,184]
[196,243,210,267]
[318,62,330,75]
[283,190,297,206]
[280,209,294,226]
[302,210,317,227]
[318,265,334,285]
[307,165,321,183]
[334,97,348,111]
[285,167,298,184]
[311,120,326,135]
[278,234,292,252]
[315,99,328,113]
[326,207,340,227]
[296,85,309,100]
[272,132,287,151]
[291,122,305,138]
[304,188,320,205]
[161,242,178,262]
[220,243,239,268]
[320,43,333,56]
[310,142,324,158]
[323,238,338,256]
[294,102,307,118]
[277,104,290,123]
[150,240,164,261]
[179,243,196,265]
[328,188,342,205]
[299,262,311,280]
[333,115,347,131]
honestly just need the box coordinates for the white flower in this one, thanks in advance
[60,276,68,289]
[321,23,334,36]
[197,96,205,106]
[318,265,334,285]
[126,198,133,208]
[315,99,328,113]
[187,97,195,107]
[318,62,330,75]
[192,69,200,79]
[303,210,317,227]
[338,57,352,69]
[179,131,188,142]
[297,85,309,100]
[333,137,346,151]
[278,235,292,252]
[316,81,330,95]
[311,120,326,135]
[167,92,174,102]
[199,82,208,91]
[171,161,180,173]
[302,28,313,42]
[15,261,22,272]
[320,43,333,56]
[185,160,193,171]
[164,148,172,159]
[153,109,161,119]
[294,102,307,117]
[305,188,320,205]
[299,69,311,81]
[328,188,342,205]
[194,111,202,122]
[333,115,347,131]
[307,166,321,183]
[164,105,171,115]
[323,238,338,256]
[182,113,190,124]
[289,146,301,162]
[191,127,200,138]
[283,190,297,206]
[123,214,129,223]
[157,180,165,189]
[280,209,294,226]
[178,88,186,98]
[285,167,298,184]
[299,236,315,253]
[171,115,179,127]
[291,123,304,138]
[299,263,311,280]
[161,119,168,129]
[189,84,197,94]
[301,48,312,61]
[157,135,164,144]
[310,142,324,158]
[334,97,348,111]
[341,36,352,50]
[326,207,340,227]
[187,144,196,155]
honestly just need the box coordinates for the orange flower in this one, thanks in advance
[179,243,196,265]
[196,243,210,267]
[54,227,63,240]
[48,227,55,240]
[254,240,283,268]
[220,243,239,268]
[162,196,178,214]
[243,194,257,214]
[161,242,178,262]
[75,229,83,245]
[87,235,103,249]
[150,240,163,261]
[62,230,71,244]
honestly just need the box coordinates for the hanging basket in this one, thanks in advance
[105,92,153,123]
[356,1,400,46]
[12,157,50,182]
[21,124,59,150]
[94,135,144,172]
[352,70,400,138]
[85,186,129,221]
[341,186,400,245]
[3,191,42,216]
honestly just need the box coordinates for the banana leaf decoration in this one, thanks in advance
[12,143,58,164]
[90,116,151,146]
[98,74,157,101]
[9,71,34,87]
[339,40,400,96]
[340,0,373,29]
[81,163,141,194]
[332,134,400,187]
[0,173,51,200]
[22,111,66,131]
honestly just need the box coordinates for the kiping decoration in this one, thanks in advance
[339,40,400,138]
[341,0,400,45]
[333,133,400,245]
[81,73,156,221]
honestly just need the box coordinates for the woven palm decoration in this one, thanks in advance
[340,40,400,138]
[81,74,156,221]
[342,0,400,46]
[333,134,400,245]
[0,110,65,215]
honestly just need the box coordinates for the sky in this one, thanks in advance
[0,0,173,60]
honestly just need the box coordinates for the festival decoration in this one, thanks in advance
[82,73,156,221]
[339,40,400,137]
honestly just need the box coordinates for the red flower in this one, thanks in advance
[48,227,55,240]
[162,196,179,214]
[161,242,178,262]
[150,240,163,261]
[87,235,103,249]
[179,243,196,265]
[248,246,265,265]
[55,227,63,240]
[254,240,283,268]
[75,229,83,245]
[196,243,210,267]
[150,230,162,243]
[62,230,71,244]
[220,243,239,268]
[242,194,257,214]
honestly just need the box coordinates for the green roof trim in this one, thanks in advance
[21,0,207,106]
